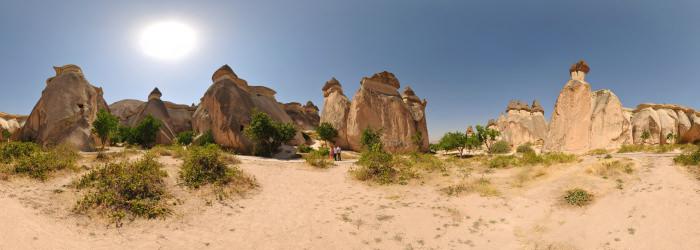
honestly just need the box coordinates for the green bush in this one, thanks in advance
[304,150,333,168]
[407,150,447,172]
[196,129,216,146]
[488,155,516,168]
[360,125,383,150]
[564,188,592,206]
[243,109,298,156]
[176,131,196,146]
[297,144,312,153]
[489,140,511,154]
[76,153,169,219]
[617,144,646,153]
[674,150,700,166]
[0,141,40,163]
[13,144,79,180]
[485,151,577,168]
[179,144,256,189]
[316,146,330,156]
[516,143,534,153]
[351,143,396,184]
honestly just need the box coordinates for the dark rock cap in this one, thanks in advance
[569,60,590,74]
[363,71,400,89]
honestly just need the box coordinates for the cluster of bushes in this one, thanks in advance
[486,151,578,168]
[489,140,511,154]
[516,142,534,153]
[244,109,298,157]
[112,114,163,148]
[303,147,334,168]
[433,125,500,156]
[76,153,170,220]
[0,142,79,180]
[674,149,700,166]
[179,144,254,190]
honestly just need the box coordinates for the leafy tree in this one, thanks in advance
[196,129,215,146]
[91,109,119,150]
[2,129,11,142]
[438,131,468,156]
[476,125,500,151]
[411,131,424,150]
[176,131,196,146]
[125,114,162,148]
[116,126,134,145]
[315,122,338,147]
[465,134,482,154]
[641,130,650,144]
[360,125,383,151]
[243,109,298,156]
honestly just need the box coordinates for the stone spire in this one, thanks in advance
[569,60,589,81]
[148,87,162,100]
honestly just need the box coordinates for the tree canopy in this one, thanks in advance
[91,109,118,150]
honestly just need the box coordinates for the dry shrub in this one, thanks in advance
[586,159,634,177]
[441,177,499,197]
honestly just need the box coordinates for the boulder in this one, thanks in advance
[345,71,429,152]
[589,90,632,150]
[18,65,109,151]
[320,77,351,148]
[543,60,592,154]
[192,65,303,154]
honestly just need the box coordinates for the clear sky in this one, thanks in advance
[1,0,699,142]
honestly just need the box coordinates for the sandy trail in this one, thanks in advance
[1,154,700,249]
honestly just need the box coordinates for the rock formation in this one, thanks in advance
[589,90,632,150]
[543,60,593,154]
[320,77,351,148]
[495,100,549,147]
[281,101,320,130]
[466,125,474,135]
[18,65,109,151]
[0,112,28,136]
[191,65,303,154]
[628,103,700,145]
[343,71,429,152]
[125,88,177,145]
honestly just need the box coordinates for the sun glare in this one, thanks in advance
[140,21,196,60]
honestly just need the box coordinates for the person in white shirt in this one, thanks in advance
[336,147,342,161]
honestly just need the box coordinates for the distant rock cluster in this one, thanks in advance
[495,99,548,147]
[321,71,429,153]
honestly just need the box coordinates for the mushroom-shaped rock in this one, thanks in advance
[283,101,320,130]
[487,119,497,128]
[322,77,343,97]
[532,100,544,114]
[20,65,109,151]
[517,100,531,112]
[148,87,162,100]
[569,60,590,81]
[466,125,475,135]
[320,78,351,148]
[506,100,518,113]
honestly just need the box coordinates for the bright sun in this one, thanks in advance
[140,21,196,60]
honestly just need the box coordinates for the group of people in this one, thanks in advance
[329,146,342,161]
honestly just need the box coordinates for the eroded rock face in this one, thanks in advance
[126,88,177,145]
[19,65,109,151]
[320,77,351,148]
[630,107,661,145]
[0,112,27,136]
[496,100,549,147]
[344,72,429,152]
[589,90,632,150]
[282,101,320,130]
[543,61,592,154]
[628,103,700,145]
[192,65,303,154]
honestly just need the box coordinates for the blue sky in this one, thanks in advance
[1,0,699,142]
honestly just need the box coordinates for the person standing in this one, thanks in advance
[329,147,335,161]
[336,146,342,161]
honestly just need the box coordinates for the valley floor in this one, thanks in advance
[1,152,700,250]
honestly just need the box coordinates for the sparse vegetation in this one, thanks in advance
[441,177,499,197]
[359,125,383,150]
[296,144,312,153]
[304,149,333,168]
[179,144,256,191]
[640,130,650,144]
[76,153,170,220]
[564,188,592,206]
[587,160,634,176]
[489,140,511,154]
[0,142,79,180]
[674,149,700,166]
[516,142,534,153]
[486,151,578,168]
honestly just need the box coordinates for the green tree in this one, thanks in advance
[315,122,338,147]
[2,129,10,142]
[641,130,650,144]
[411,131,424,150]
[176,131,196,146]
[133,114,163,147]
[116,126,134,145]
[91,109,119,150]
[360,125,383,151]
[437,131,467,156]
[476,125,500,151]
[196,129,215,146]
[465,134,482,154]
[243,109,298,156]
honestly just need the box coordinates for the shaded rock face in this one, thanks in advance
[628,103,700,145]
[19,65,109,151]
[344,72,429,152]
[680,124,700,144]
[589,90,632,150]
[126,88,177,145]
[281,101,320,130]
[543,61,592,154]
[496,100,549,147]
[320,77,351,148]
[192,65,303,154]
[0,112,28,135]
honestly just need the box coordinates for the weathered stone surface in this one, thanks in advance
[543,62,592,154]
[192,65,303,154]
[0,112,27,135]
[630,107,661,145]
[679,124,700,144]
[657,109,678,144]
[19,65,109,151]
[320,78,352,148]
[531,100,544,114]
[109,99,145,121]
[282,101,320,130]
[497,100,548,147]
[589,90,632,150]
[487,119,497,129]
[506,100,518,112]
[345,72,429,152]
[466,125,474,135]
[677,110,691,136]
[129,88,176,145]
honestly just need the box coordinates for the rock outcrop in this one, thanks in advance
[320,77,351,148]
[0,112,28,136]
[281,101,320,130]
[466,125,474,135]
[628,103,700,145]
[344,71,429,152]
[589,90,632,150]
[191,65,303,154]
[126,88,177,145]
[495,100,549,147]
[18,65,109,151]
[543,60,593,154]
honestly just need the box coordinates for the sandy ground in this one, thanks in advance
[2,152,700,250]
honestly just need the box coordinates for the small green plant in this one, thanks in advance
[516,142,534,153]
[179,144,256,190]
[617,144,647,153]
[640,130,651,144]
[0,141,40,163]
[489,140,511,154]
[604,154,613,159]
[2,128,11,142]
[360,125,383,150]
[350,143,395,184]
[674,150,700,166]
[176,131,196,146]
[76,153,170,219]
[196,129,216,146]
[304,149,333,168]
[296,144,312,153]
[564,188,592,206]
